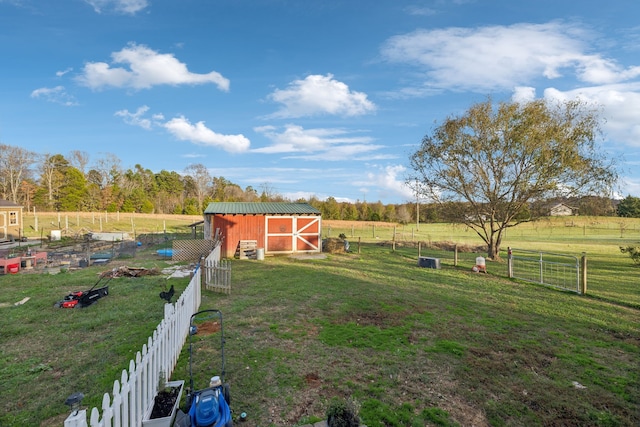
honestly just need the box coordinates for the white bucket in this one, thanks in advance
[256,248,265,260]
[51,230,61,241]
[475,256,486,266]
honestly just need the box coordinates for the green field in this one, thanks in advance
[19,211,203,238]
[323,217,640,308]
[1,215,639,426]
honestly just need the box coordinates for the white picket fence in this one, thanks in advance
[63,265,202,427]
[203,245,232,294]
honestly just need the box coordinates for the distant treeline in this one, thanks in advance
[1,144,635,222]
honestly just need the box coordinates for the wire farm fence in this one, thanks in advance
[507,248,581,294]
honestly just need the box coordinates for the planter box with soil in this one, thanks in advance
[142,380,184,427]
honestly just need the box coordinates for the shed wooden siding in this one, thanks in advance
[0,201,23,242]
[209,214,321,258]
[211,215,264,258]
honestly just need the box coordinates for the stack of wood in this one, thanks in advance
[235,240,258,259]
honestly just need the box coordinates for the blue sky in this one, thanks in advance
[1,0,639,204]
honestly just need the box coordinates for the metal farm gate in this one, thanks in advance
[507,247,581,294]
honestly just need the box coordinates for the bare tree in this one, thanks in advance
[38,153,68,209]
[0,144,36,203]
[184,163,212,209]
[259,182,284,201]
[91,153,122,188]
[68,150,90,176]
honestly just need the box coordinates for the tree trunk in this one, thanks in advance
[487,230,504,260]
[487,241,500,260]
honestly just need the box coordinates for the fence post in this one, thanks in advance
[454,244,458,267]
[507,247,513,278]
[200,256,205,287]
[580,252,587,295]
[358,237,361,254]
[392,226,396,252]
[64,409,88,427]
[418,241,421,258]
[539,251,544,284]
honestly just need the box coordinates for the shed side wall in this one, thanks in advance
[212,214,266,258]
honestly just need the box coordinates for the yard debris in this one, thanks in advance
[572,381,587,389]
[101,266,162,278]
[0,297,31,308]
[161,265,196,278]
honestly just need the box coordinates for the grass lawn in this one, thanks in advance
[1,216,639,426]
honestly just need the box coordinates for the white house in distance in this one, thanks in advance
[549,203,575,216]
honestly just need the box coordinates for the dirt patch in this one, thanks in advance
[345,310,403,328]
[196,321,221,335]
[304,372,321,387]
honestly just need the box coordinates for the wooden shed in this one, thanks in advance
[0,200,23,242]
[203,202,322,258]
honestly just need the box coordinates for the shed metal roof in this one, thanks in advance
[0,200,22,208]
[204,202,320,215]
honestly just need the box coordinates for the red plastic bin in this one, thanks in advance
[7,264,19,274]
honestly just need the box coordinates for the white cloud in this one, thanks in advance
[381,21,640,93]
[253,124,383,161]
[114,105,152,129]
[575,56,640,85]
[76,43,229,91]
[404,6,437,16]
[267,74,376,118]
[56,68,73,77]
[163,116,250,153]
[512,86,536,103]
[30,86,78,106]
[542,83,640,148]
[362,165,415,202]
[115,106,250,153]
[84,0,149,15]
[619,176,640,198]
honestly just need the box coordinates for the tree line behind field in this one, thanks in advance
[1,144,637,222]
[0,146,408,220]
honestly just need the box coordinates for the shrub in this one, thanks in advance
[326,398,360,427]
[619,245,640,265]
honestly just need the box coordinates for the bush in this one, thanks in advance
[326,398,360,427]
[620,246,640,265]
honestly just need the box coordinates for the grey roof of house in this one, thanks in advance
[204,202,321,215]
[0,200,22,208]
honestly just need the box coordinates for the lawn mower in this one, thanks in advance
[54,274,111,308]
[182,309,232,427]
